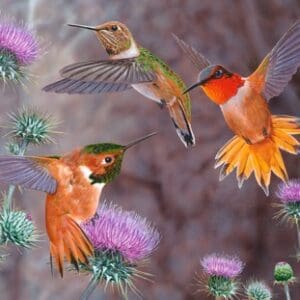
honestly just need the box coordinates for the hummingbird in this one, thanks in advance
[43,21,195,148]
[174,20,300,195]
[0,132,156,276]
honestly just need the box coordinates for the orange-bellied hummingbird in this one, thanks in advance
[43,21,195,148]
[0,132,156,276]
[174,20,300,195]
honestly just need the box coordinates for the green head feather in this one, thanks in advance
[82,143,125,184]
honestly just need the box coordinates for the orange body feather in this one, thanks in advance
[45,150,110,275]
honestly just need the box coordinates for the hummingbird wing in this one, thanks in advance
[172,34,211,71]
[59,58,156,84]
[43,78,132,94]
[249,20,300,101]
[0,156,57,194]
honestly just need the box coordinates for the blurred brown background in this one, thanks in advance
[0,0,299,299]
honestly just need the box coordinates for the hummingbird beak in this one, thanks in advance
[67,23,98,31]
[124,132,157,150]
[183,80,204,95]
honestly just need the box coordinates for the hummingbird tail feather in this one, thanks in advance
[49,215,93,277]
[215,115,300,195]
[167,99,195,148]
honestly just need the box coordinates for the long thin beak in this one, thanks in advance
[68,23,98,31]
[183,80,203,95]
[124,132,157,150]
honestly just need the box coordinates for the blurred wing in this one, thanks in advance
[0,156,57,194]
[59,58,156,84]
[172,34,211,71]
[249,20,300,101]
[43,78,132,94]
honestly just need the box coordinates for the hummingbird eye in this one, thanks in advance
[214,69,224,79]
[102,156,114,165]
[111,25,118,31]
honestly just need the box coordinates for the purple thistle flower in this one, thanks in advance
[0,21,38,65]
[83,203,160,261]
[277,179,300,203]
[201,253,244,278]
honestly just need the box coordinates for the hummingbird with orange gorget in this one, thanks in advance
[0,132,156,276]
[174,20,300,195]
[43,21,195,148]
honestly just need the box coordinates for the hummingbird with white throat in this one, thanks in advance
[43,21,195,148]
[0,132,156,276]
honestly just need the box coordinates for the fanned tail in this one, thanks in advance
[215,115,300,195]
[167,98,195,148]
[49,215,94,277]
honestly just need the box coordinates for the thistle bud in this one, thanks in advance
[274,262,295,284]
[0,209,39,248]
[245,281,272,300]
[7,107,57,147]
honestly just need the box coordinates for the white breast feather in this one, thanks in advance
[79,166,105,192]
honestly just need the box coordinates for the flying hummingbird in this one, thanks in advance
[0,132,156,276]
[43,21,195,148]
[174,20,300,195]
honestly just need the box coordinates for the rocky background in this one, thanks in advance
[0,0,299,299]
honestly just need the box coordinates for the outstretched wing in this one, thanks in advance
[249,20,300,101]
[59,58,156,84]
[43,78,132,94]
[0,156,57,194]
[172,34,211,71]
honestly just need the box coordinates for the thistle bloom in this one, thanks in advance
[277,180,300,204]
[83,203,160,261]
[245,281,272,300]
[275,180,300,258]
[201,253,244,279]
[199,253,244,299]
[0,20,39,82]
[79,203,160,299]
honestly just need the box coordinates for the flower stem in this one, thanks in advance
[284,283,291,300]
[80,275,100,300]
[215,297,222,300]
[2,140,28,211]
[296,220,300,254]
[3,185,16,211]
